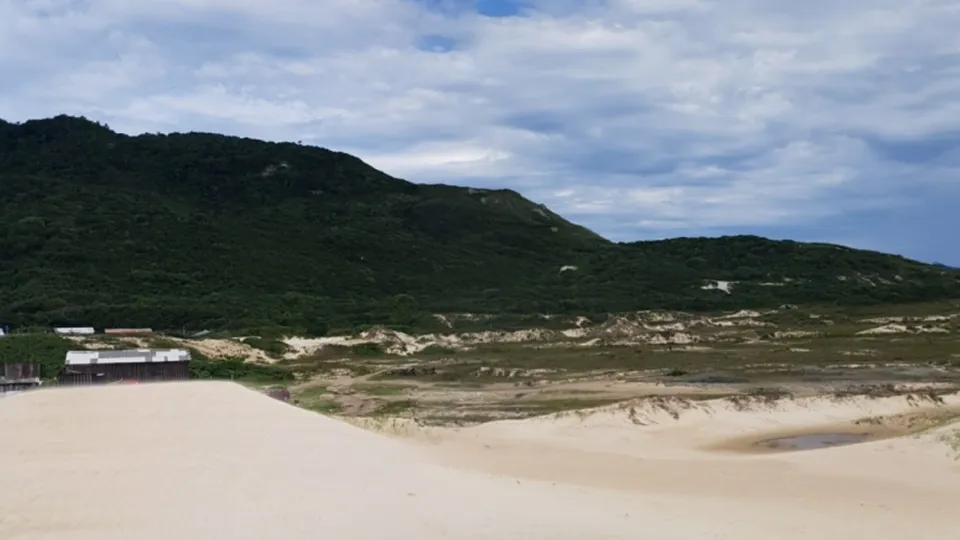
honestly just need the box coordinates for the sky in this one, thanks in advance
[1,0,958,265]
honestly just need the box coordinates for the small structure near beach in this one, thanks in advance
[59,349,191,385]
[0,363,41,394]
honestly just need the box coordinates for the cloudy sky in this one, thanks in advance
[2,0,958,264]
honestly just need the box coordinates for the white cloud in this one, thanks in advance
[0,0,958,261]
[360,141,513,179]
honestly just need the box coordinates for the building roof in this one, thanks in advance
[65,349,191,366]
[54,327,95,335]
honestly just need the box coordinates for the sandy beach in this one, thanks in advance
[2,381,959,539]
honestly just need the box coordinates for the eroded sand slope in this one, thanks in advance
[2,382,959,539]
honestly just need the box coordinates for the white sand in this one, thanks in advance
[2,382,959,539]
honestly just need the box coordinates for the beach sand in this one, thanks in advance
[2,381,958,539]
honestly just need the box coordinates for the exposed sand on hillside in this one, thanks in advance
[2,383,959,539]
[170,337,274,363]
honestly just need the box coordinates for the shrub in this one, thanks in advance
[189,355,294,383]
[0,334,72,379]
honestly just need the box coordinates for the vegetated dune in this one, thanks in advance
[2,384,959,540]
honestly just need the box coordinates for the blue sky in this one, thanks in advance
[1,0,958,264]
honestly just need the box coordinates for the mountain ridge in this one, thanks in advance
[2,115,958,332]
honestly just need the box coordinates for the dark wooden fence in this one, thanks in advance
[0,381,42,393]
[59,361,191,385]
[2,363,40,380]
[0,363,42,393]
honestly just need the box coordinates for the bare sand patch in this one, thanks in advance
[2,383,959,539]
[708,404,960,454]
[172,337,273,363]
[411,392,960,537]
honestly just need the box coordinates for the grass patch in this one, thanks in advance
[303,400,343,414]
[353,383,415,396]
[0,334,72,380]
[141,336,183,349]
[507,397,624,416]
[348,343,385,357]
[419,414,497,426]
[725,387,794,410]
[79,335,133,349]
[278,343,388,368]
[275,353,377,376]
[248,302,959,390]
[374,399,419,416]
[291,385,343,414]
[371,363,480,381]
[417,345,458,356]
[241,337,290,357]
[189,356,294,383]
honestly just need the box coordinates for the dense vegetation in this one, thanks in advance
[188,354,294,383]
[2,115,958,333]
[0,334,72,379]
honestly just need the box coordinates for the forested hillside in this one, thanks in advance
[2,115,957,333]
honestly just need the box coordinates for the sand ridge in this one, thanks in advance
[2,382,959,539]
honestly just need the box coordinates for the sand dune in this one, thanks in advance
[424,393,960,532]
[2,382,959,539]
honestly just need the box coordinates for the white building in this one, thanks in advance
[65,349,191,365]
[54,327,96,335]
[61,349,193,384]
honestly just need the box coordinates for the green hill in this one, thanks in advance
[1,115,957,332]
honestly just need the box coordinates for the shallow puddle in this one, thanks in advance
[756,433,870,451]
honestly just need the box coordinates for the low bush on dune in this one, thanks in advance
[188,355,294,383]
[240,337,290,357]
[0,333,72,380]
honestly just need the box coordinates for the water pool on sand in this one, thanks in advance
[756,433,870,451]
